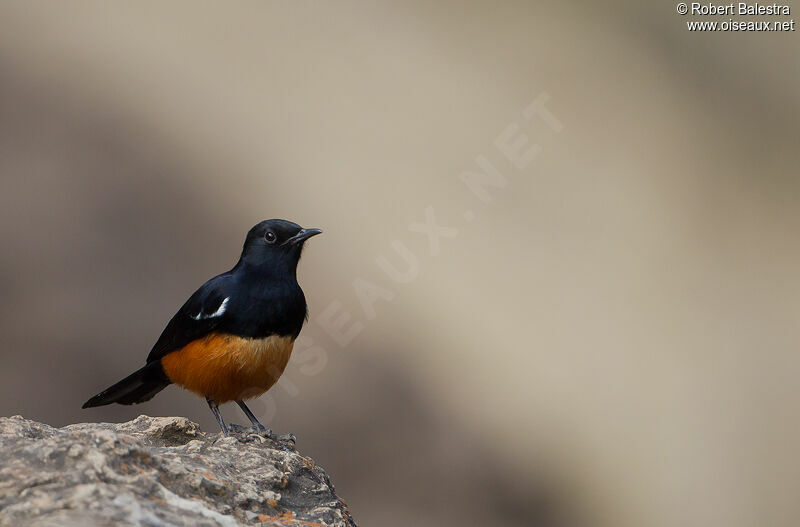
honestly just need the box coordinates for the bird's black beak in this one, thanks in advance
[284,228,323,246]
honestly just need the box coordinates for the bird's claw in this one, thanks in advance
[253,424,271,436]
[253,427,296,444]
[253,425,297,443]
[225,422,295,444]
[275,432,297,443]
[239,433,267,444]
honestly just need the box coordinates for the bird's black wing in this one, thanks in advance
[145,274,233,363]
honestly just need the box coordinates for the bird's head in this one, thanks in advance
[238,219,322,276]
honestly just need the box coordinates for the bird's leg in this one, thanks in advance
[236,400,297,443]
[206,397,229,436]
[236,400,269,435]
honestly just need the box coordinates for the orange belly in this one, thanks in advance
[161,333,295,403]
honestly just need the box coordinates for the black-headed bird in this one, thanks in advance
[83,219,322,439]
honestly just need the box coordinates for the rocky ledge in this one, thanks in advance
[0,415,356,527]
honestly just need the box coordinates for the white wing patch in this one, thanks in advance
[191,297,229,320]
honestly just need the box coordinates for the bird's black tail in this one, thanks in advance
[82,361,171,408]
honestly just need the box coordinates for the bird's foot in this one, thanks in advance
[239,433,267,444]
[238,431,296,445]
[228,423,295,444]
[252,423,271,436]
[273,432,297,443]
[252,425,296,444]
[237,425,270,444]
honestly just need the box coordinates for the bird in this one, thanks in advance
[82,219,322,439]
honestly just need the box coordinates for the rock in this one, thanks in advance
[0,415,356,527]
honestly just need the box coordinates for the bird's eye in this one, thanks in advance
[264,231,277,243]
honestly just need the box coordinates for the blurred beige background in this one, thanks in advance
[1,2,798,526]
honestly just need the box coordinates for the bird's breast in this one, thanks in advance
[160,332,295,403]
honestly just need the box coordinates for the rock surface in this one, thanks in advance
[0,415,356,527]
